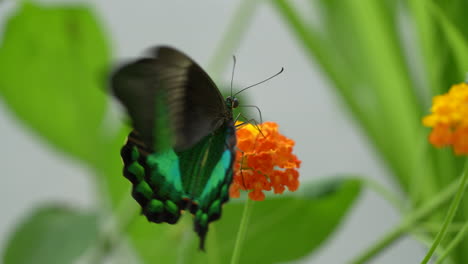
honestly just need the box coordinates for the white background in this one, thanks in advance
[0,1,425,263]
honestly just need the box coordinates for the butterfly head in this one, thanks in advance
[225,96,239,110]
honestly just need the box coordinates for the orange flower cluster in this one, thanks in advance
[229,122,301,201]
[423,82,468,155]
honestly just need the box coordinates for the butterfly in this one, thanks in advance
[111,46,238,250]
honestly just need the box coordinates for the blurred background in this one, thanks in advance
[2,0,459,263]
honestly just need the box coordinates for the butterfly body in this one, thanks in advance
[112,46,237,249]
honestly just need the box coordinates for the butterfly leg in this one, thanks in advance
[235,115,265,139]
[238,104,263,124]
[234,112,242,123]
[239,150,249,190]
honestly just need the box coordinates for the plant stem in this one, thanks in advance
[230,199,254,264]
[421,158,468,264]
[87,194,140,264]
[362,178,405,212]
[435,221,468,264]
[207,0,260,78]
[422,222,467,233]
[176,219,194,264]
[351,174,467,264]
[410,230,453,264]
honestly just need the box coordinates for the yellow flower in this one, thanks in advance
[423,82,468,154]
[229,122,301,201]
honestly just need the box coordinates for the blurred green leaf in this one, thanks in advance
[3,206,98,264]
[273,0,428,198]
[424,0,468,90]
[429,2,468,79]
[273,0,468,262]
[0,2,110,164]
[98,124,132,207]
[0,1,129,209]
[128,177,361,264]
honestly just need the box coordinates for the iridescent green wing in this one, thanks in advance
[121,120,236,250]
[177,121,236,250]
[121,131,186,224]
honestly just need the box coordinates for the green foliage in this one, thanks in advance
[3,206,98,264]
[0,2,110,164]
[128,178,361,264]
[272,0,468,262]
[0,2,129,206]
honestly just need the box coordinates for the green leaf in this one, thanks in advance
[0,2,111,164]
[3,206,98,264]
[272,0,468,262]
[128,177,361,264]
[99,124,133,206]
[0,0,129,225]
[429,2,468,81]
[272,0,430,197]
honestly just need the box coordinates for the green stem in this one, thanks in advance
[422,222,467,233]
[207,225,221,264]
[207,0,260,78]
[351,223,409,264]
[435,221,468,264]
[362,178,405,212]
[410,230,453,264]
[176,218,194,264]
[231,199,254,264]
[421,158,468,264]
[87,193,140,264]
[351,174,467,264]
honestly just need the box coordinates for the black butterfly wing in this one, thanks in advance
[111,46,227,152]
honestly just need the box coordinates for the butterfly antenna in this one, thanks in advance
[230,55,237,97]
[233,67,284,97]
